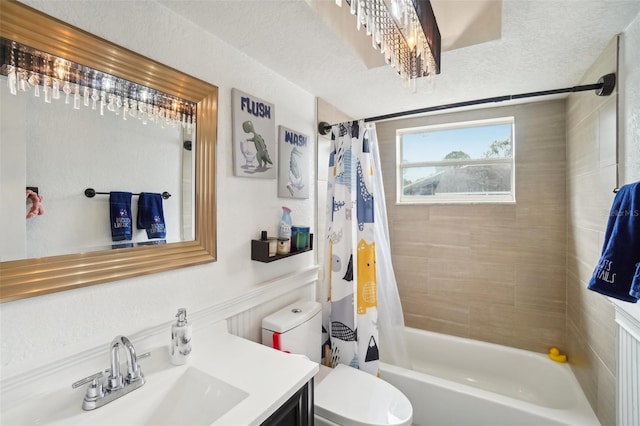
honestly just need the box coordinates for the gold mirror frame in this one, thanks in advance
[0,0,217,303]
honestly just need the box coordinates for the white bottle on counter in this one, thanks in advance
[170,308,192,365]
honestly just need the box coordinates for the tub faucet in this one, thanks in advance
[72,335,147,411]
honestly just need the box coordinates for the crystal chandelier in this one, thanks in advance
[336,0,441,86]
[1,38,196,132]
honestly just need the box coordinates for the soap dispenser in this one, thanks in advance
[170,308,192,365]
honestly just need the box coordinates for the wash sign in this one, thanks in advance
[278,125,310,199]
[284,130,308,147]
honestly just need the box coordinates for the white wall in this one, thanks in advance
[0,0,316,375]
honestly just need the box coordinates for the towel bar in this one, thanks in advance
[84,188,171,199]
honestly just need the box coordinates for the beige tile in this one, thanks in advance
[596,361,616,426]
[471,224,566,266]
[584,303,617,372]
[404,313,470,338]
[567,170,617,232]
[391,220,440,244]
[426,244,473,261]
[426,277,515,306]
[393,255,429,293]
[567,226,602,268]
[566,321,598,408]
[566,115,599,177]
[572,254,599,286]
[598,98,618,168]
[389,240,430,258]
[428,204,517,224]
[517,162,566,197]
[426,258,516,283]
[515,202,566,228]
[566,269,588,331]
[469,303,565,352]
[515,105,566,165]
[389,204,431,222]
[402,293,470,326]
[515,263,566,313]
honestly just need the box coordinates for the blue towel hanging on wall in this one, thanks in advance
[137,192,166,239]
[110,191,133,242]
[588,182,640,303]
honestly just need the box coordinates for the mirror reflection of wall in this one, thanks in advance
[0,74,192,261]
[181,130,195,241]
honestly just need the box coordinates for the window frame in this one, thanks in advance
[396,117,516,205]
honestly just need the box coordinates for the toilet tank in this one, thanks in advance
[261,300,322,363]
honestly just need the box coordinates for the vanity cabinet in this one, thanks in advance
[261,379,314,425]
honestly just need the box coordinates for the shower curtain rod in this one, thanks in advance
[318,73,616,135]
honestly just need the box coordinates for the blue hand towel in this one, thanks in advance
[630,263,640,299]
[588,182,640,303]
[137,192,166,239]
[110,192,133,242]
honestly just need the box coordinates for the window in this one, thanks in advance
[396,117,515,204]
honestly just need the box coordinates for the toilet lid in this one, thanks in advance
[315,364,413,426]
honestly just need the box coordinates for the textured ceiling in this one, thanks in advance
[159,0,640,121]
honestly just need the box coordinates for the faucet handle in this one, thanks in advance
[84,376,105,402]
[72,369,108,389]
[126,351,150,384]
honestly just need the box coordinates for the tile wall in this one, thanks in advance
[376,99,568,353]
[565,37,618,426]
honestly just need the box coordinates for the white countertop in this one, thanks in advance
[194,322,319,425]
[0,320,319,426]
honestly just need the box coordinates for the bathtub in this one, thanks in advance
[379,328,601,426]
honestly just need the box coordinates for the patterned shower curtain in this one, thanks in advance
[322,120,380,376]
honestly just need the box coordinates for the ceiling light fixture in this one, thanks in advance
[336,0,441,87]
[1,38,196,132]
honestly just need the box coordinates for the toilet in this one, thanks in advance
[261,300,413,426]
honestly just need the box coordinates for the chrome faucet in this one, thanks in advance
[72,335,147,411]
[108,335,143,391]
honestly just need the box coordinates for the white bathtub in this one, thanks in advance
[379,327,601,426]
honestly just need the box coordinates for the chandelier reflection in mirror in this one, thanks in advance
[336,0,441,89]
[1,38,196,132]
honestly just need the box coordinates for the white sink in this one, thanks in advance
[1,354,248,426]
[146,366,249,426]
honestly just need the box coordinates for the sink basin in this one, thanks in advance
[147,367,249,425]
[1,361,248,426]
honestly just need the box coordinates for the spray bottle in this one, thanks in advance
[278,206,292,253]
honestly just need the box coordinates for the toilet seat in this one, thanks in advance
[314,364,413,426]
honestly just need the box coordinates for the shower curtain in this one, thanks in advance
[321,120,410,375]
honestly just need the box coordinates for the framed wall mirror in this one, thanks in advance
[0,0,218,302]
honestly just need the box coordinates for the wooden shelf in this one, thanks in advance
[251,234,313,263]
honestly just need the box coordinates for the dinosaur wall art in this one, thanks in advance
[231,88,277,179]
[278,125,310,199]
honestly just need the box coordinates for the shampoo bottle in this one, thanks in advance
[170,308,192,365]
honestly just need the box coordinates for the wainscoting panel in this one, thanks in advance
[616,305,640,426]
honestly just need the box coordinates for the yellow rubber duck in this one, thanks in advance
[548,347,567,363]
